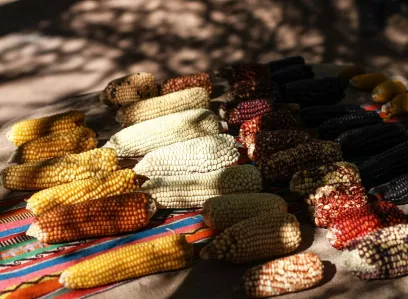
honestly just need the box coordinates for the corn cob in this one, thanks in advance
[26,192,156,244]
[270,64,315,86]
[350,72,388,91]
[1,148,119,191]
[134,134,239,178]
[384,173,408,205]
[215,63,271,85]
[342,224,408,279]
[13,127,97,163]
[290,161,361,196]
[105,109,219,158]
[60,234,193,289]
[116,87,210,127]
[141,164,262,209]
[327,201,406,250]
[358,141,408,189]
[319,111,382,140]
[372,80,406,104]
[200,213,301,264]
[266,56,305,73]
[100,73,159,107]
[381,92,408,118]
[26,169,144,215]
[337,65,366,80]
[258,141,343,184]
[201,193,287,231]
[335,122,408,159]
[283,78,347,107]
[246,130,310,161]
[300,104,365,128]
[227,79,282,103]
[306,183,368,228]
[241,252,324,298]
[161,72,212,96]
[7,111,85,146]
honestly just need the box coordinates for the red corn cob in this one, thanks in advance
[327,201,406,250]
[161,72,212,96]
[215,63,271,85]
[227,79,281,103]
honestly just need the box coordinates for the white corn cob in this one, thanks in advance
[116,87,210,127]
[134,134,239,178]
[104,109,219,158]
[141,165,262,209]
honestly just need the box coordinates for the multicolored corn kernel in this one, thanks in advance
[201,193,287,231]
[372,80,406,104]
[327,201,406,250]
[350,72,388,91]
[381,92,408,118]
[200,213,301,264]
[290,161,361,196]
[242,252,324,298]
[215,63,271,85]
[342,224,408,279]
[270,64,314,86]
[227,79,281,103]
[266,56,305,73]
[225,98,273,126]
[383,172,408,205]
[337,65,366,80]
[161,72,212,96]
[26,192,156,244]
[307,183,368,228]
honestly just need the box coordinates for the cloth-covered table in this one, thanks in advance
[1,65,408,299]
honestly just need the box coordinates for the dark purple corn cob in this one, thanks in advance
[227,79,282,103]
[215,63,271,85]
[270,64,314,86]
[266,56,306,73]
[383,173,408,205]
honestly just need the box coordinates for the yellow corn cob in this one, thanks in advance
[59,234,193,289]
[134,134,239,178]
[100,73,159,107]
[117,87,211,127]
[350,73,388,91]
[201,193,287,231]
[161,72,212,95]
[381,92,408,118]
[26,192,156,244]
[1,148,119,191]
[13,127,97,163]
[141,165,262,209]
[26,169,145,215]
[200,213,301,264]
[7,111,85,146]
[372,80,406,104]
[105,109,220,158]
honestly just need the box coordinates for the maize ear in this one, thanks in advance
[26,192,156,244]
[201,193,287,231]
[1,148,119,191]
[105,109,219,158]
[342,224,408,279]
[224,99,273,126]
[215,63,271,85]
[266,56,305,73]
[372,80,406,104]
[384,173,408,205]
[337,65,366,80]
[200,213,301,264]
[134,134,239,178]
[141,164,262,209]
[26,169,144,215]
[100,73,159,107]
[227,79,281,103]
[270,64,315,86]
[60,234,193,289]
[241,252,324,298]
[7,110,85,146]
[116,87,210,127]
[161,72,212,96]
[350,73,388,91]
[381,92,408,118]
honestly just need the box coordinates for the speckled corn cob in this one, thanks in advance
[14,127,97,163]
[290,161,361,196]
[270,64,315,86]
[227,79,281,103]
[382,92,408,118]
[350,73,388,91]
[384,173,408,205]
[257,141,343,184]
[60,234,193,289]
[215,63,271,85]
[266,56,305,73]
[116,87,210,127]
[100,73,159,107]
[141,165,262,209]
[105,109,219,158]
[200,213,301,264]
[1,148,119,191]
[372,80,406,104]
[134,134,239,178]
[246,130,310,161]
[26,169,144,215]
[161,72,212,96]
[242,252,324,298]
[201,193,287,231]
[26,192,156,244]
[319,111,382,140]
[306,183,368,228]
[7,111,85,146]
[327,201,406,250]
[342,224,408,279]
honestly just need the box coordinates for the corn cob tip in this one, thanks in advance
[342,249,375,274]
[99,91,117,109]
[219,121,229,133]
[26,222,39,239]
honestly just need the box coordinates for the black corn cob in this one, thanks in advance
[300,104,364,128]
[383,173,408,205]
[336,122,408,159]
[319,111,382,140]
[270,64,314,87]
[266,56,305,73]
[227,79,282,103]
[215,63,271,85]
